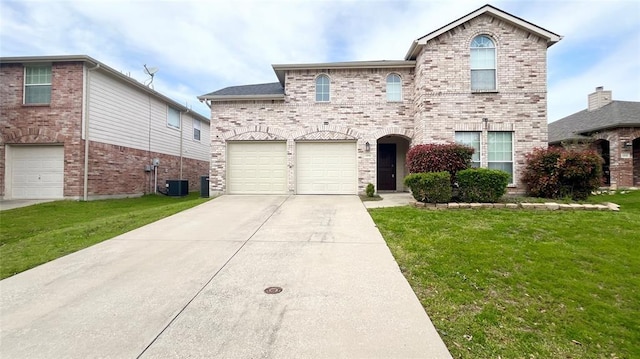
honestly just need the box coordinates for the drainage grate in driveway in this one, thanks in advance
[264,287,283,294]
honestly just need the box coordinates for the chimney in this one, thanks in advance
[588,86,612,111]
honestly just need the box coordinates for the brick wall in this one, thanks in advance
[0,62,85,198]
[414,14,549,187]
[210,13,551,193]
[210,67,415,194]
[87,141,209,198]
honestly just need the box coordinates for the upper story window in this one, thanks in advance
[24,65,52,104]
[167,106,181,129]
[470,35,496,91]
[315,74,330,102]
[386,74,402,102]
[193,119,201,141]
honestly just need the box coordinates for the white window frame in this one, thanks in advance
[167,106,181,129]
[455,131,481,168]
[193,118,201,141]
[24,65,52,104]
[315,74,330,102]
[488,131,514,184]
[470,35,497,92]
[386,73,402,102]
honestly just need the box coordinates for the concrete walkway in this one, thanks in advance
[0,195,451,358]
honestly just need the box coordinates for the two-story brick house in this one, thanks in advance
[1,55,210,200]
[199,5,561,195]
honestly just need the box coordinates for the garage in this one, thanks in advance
[227,141,288,194]
[8,145,64,199]
[296,142,357,194]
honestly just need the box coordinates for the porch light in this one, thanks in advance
[623,141,632,149]
[365,142,371,152]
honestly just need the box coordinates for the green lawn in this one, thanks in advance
[369,191,640,359]
[0,193,210,279]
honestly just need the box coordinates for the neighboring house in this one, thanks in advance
[0,55,210,200]
[549,87,640,188]
[198,4,561,195]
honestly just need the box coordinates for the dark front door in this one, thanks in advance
[377,143,396,191]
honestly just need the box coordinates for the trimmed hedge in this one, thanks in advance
[365,183,375,197]
[522,147,603,200]
[406,144,473,182]
[404,172,452,203]
[457,168,510,203]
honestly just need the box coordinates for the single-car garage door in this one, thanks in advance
[296,142,357,194]
[9,145,64,199]
[227,142,287,194]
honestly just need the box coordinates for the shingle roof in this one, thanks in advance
[200,82,284,97]
[548,101,640,143]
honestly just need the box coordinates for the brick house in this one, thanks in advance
[1,55,210,200]
[198,5,561,195]
[549,87,640,188]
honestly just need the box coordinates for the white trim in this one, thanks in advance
[315,74,331,103]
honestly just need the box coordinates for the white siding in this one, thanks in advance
[87,70,209,161]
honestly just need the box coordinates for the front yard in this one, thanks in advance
[0,193,210,279]
[369,191,640,358]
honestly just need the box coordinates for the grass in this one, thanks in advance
[0,193,210,279]
[369,190,640,359]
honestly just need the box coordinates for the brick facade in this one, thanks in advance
[1,62,85,198]
[1,58,210,200]
[206,9,554,195]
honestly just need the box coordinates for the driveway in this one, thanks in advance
[0,195,451,358]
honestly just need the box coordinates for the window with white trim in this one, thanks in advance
[455,132,481,168]
[470,35,496,91]
[167,106,181,129]
[386,73,402,102]
[24,65,52,104]
[193,119,201,141]
[488,131,513,183]
[315,74,330,102]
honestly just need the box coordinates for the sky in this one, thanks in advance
[1,0,639,122]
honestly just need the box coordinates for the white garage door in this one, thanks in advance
[296,142,357,194]
[10,145,64,199]
[227,142,287,194]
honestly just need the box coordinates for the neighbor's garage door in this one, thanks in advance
[10,145,64,199]
[227,142,287,194]
[296,142,357,194]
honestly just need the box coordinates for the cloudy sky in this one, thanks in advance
[1,0,638,122]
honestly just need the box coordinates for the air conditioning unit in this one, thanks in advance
[166,180,188,197]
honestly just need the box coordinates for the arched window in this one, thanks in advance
[315,74,330,102]
[386,74,402,101]
[470,35,496,91]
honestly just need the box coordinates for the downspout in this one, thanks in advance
[83,62,100,201]
[180,110,185,179]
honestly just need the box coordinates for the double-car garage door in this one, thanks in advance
[227,141,356,194]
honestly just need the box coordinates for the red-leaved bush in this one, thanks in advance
[521,147,603,200]
[406,143,474,181]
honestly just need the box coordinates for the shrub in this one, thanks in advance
[406,143,474,182]
[365,183,375,197]
[457,168,510,203]
[522,147,603,200]
[404,172,452,203]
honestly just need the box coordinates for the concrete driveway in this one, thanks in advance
[0,195,451,358]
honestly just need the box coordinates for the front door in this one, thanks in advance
[377,143,396,191]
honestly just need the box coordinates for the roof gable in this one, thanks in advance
[405,4,562,60]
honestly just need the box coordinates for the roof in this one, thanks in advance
[0,55,209,123]
[548,101,640,144]
[405,4,562,60]
[198,82,284,101]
